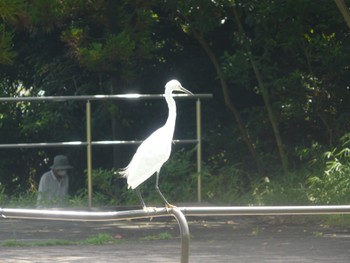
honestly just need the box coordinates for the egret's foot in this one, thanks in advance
[165,203,176,209]
[143,206,157,213]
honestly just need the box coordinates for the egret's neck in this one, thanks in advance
[165,89,177,131]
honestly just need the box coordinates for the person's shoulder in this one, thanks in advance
[41,171,52,178]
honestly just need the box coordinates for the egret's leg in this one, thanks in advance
[155,171,175,208]
[136,187,146,208]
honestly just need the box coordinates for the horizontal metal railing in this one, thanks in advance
[0,93,213,102]
[0,93,213,205]
[3,206,350,221]
[2,205,350,263]
[0,207,190,263]
[0,139,198,149]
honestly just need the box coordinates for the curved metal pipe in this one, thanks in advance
[171,208,190,263]
[3,205,350,221]
[0,207,168,221]
[3,205,350,263]
[0,207,190,263]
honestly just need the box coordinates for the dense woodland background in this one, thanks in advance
[0,0,350,207]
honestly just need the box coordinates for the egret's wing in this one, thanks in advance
[120,127,173,189]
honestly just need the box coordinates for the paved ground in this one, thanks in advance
[1,214,350,262]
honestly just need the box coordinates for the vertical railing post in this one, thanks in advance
[170,208,190,263]
[196,99,202,203]
[86,100,92,208]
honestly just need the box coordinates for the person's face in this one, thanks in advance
[55,169,67,178]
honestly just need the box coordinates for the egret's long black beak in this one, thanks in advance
[179,86,194,96]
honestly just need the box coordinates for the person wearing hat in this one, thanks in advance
[37,155,73,208]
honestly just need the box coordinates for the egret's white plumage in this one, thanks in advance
[119,79,192,207]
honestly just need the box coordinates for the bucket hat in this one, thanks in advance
[50,155,73,170]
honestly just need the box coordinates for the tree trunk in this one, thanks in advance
[334,0,350,29]
[191,29,263,173]
[232,5,289,175]
[250,58,289,174]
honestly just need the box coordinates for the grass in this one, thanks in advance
[1,233,122,247]
[312,231,324,237]
[2,239,75,247]
[1,231,175,247]
[83,233,118,245]
[323,215,350,227]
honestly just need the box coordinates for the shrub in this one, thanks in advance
[307,134,350,204]
[134,148,198,205]
[251,173,309,205]
[77,148,198,206]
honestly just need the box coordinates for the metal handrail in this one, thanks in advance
[0,93,213,206]
[0,207,190,263]
[2,205,350,263]
[3,205,350,221]
[0,139,198,148]
[0,93,212,102]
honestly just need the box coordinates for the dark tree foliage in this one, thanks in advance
[0,0,349,204]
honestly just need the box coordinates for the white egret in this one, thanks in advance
[119,79,193,208]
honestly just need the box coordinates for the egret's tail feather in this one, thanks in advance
[119,166,133,189]
[118,166,129,178]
